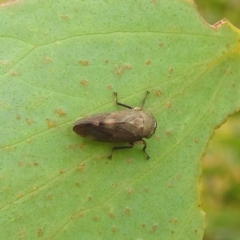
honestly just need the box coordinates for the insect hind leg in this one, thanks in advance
[114,92,132,109]
[108,143,134,159]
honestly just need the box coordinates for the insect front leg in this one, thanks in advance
[140,139,150,160]
[113,92,132,109]
[108,142,134,159]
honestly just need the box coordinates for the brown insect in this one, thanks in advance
[73,91,157,159]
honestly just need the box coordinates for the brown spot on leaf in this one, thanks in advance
[61,15,69,20]
[16,114,21,120]
[55,108,66,117]
[80,79,88,86]
[146,60,152,65]
[166,102,172,108]
[79,60,89,66]
[46,119,56,128]
[125,208,131,215]
[26,118,34,125]
[37,229,44,237]
[156,90,162,97]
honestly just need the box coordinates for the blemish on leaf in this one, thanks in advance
[61,15,69,20]
[166,102,172,108]
[156,90,162,97]
[114,64,131,75]
[144,187,149,193]
[55,108,66,117]
[16,114,21,120]
[94,156,100,161]
[79,143,86,149]
[75,181,81,187]
[88,196,93,201]
[26,118,34,125]
[125,64,132,70]
[112,226,117,232]
[152,224,157,231]
[0,60,12,66]
[33,162,39,166]
[93,216,99,221]
[43,56,52,64]
[173,218,178,224]
[109,211,115,218]
[80,79,88,86]
[165,130,171,135]
[18,161,24,166]
[105,59,109,64]
[4,146,13,151]
[146,60,152,65]
[125,208,131,215]
[69,143,86,149]
[77,163,85,171]
[107,85,113,90]
[37,228,44,237]
[18,193,23,198]
[176,175,181,180]
[127,158,133,163]
[195,138,199,143]
[79,211,85,217]
[46,195,52,200]
[127,189,133,194]
[59,169,65,174]
[68,144,75,149]
[79,60,89,66]
[18,230,26,237]
[46,119,56,128]
[10,71,18,76]
[71,214,77,220]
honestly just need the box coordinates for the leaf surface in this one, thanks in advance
[0,0,240,239]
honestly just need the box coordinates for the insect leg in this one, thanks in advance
[114,92,132,109]
[108,143,134,159]
[141,90,150,108]
[140,139,150,160]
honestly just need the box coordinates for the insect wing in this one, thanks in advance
[73,110,143,142]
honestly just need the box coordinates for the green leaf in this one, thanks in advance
[0,0,239,239]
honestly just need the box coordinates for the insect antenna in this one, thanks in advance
[114,92,132,109]
[141,90,150,109]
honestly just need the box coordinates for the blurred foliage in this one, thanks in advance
[202,113,240,240]
[195,1,240,240]
[196,0,240,28]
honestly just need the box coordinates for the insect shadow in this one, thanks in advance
[73,91,157,159]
